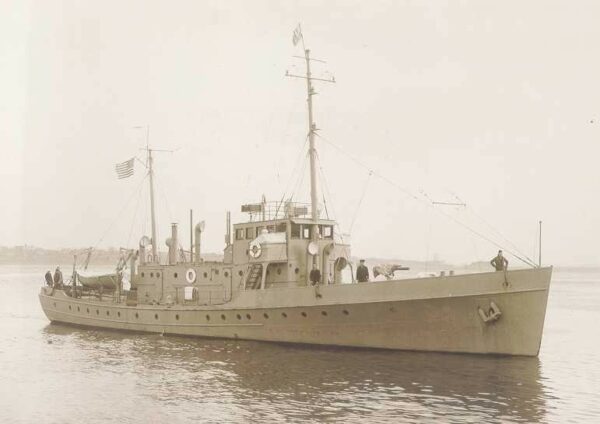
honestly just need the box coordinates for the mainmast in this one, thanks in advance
[286,27,335,267]
[305,48,319,227]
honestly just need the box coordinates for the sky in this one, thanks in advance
[2,0,600,266]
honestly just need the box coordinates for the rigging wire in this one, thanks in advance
[314,132,537,268]
[90,174,148,252]
[291,152,310,201]
[464,207,536,266]
[349,170,373,234]
[281,134,310,201]
[126,180,145,248]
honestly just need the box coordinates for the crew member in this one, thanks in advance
[44,270,53,287]
[309,263,321,286]
[490,250,508,271]
[356,259,369,282]
[53,266,63,288]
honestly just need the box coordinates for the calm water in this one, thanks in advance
[1,265,599,423]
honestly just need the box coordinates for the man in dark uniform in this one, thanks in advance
[53,266,63,288]
[44,270,53,287]
[356,259,369,282]
[490,250,508,271]
[309,263,321,286]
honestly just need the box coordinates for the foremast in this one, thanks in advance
[147,147,158,261]
[139,126,172,264]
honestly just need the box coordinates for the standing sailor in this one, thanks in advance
[490,250,508,271]
[356,259,370,282]
[44,270,53,287]
[309,264,321,286]
[53,266,63,288]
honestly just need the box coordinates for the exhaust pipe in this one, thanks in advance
[195,221,205,263]
[166,223,179,265]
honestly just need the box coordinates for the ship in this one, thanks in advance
[39,33,552,356]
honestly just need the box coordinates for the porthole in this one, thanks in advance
[277,268,282,275]
[96,310,99,315]
[141,272,145,277]
[68,305,72,310]
[157,272,160,278]
[294,268,299,274]
[174,272,178,278]
[117,311,121,317]
[224,271,229,277]
[106,310,110,316]
[204,272,208,278]
[150,272,154,277]
[77,306,80,312]
[221,314,226,320]
[135,313,139,319]
[238,270,243,277]
[236,314,242,320]
[282,312,287,318]
[263,313,269,319]
[343,310,349,315]
[246,314,251,320]
[87,308,90,313]
[206,315,210,321]
[175,314,180,321]
[154,314,158,320]
[321,311,328,316]
[301,312,307,317]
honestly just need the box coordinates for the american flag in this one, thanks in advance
[292,24,302,46]
[115,158,135,179]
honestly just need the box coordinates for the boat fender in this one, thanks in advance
[248,241,262,258]
[478,301,502,323]
[186,268,197,284]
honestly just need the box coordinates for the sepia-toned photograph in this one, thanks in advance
[1,1,599,422]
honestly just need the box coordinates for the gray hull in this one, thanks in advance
[39,267,551,356]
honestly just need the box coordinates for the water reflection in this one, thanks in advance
[43,324,547,422]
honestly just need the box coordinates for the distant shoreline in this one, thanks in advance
[2,246,599,271]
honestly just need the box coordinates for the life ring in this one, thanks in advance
[185,268,197,283]
[248,241,262,258]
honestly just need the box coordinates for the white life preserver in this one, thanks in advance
[248,241,262,259]
[185,268,197,283]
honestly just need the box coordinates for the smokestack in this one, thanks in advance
[166,223,178,265]
[225,211,231,246]
[195,221,205,263]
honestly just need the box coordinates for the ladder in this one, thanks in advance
[246,264,263,290]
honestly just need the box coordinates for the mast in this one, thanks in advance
[148,147,158,262]
[539,220,542,267]
[286,28,335,271]
[305,48,319,228]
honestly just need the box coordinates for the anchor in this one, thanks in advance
[478,301,502,323]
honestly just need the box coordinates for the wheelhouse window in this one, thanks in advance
[235,228,244,240]
[245,227,255,239]
[321,225,333,239]
[302,225,311,239]
[291,223,301,238]
[256,226,265,236]
[276,222,287,233]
